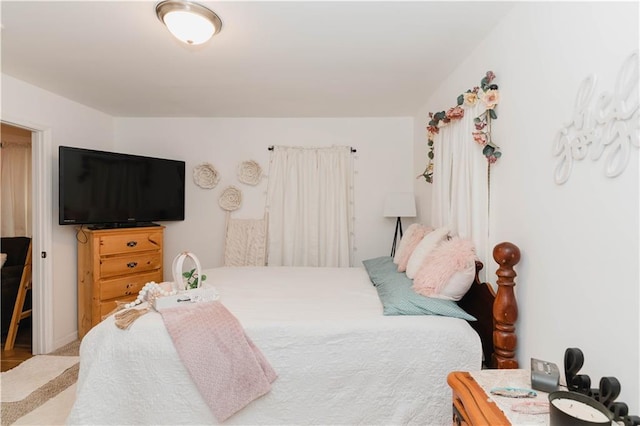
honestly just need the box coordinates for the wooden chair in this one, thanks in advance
[4,240,32,351]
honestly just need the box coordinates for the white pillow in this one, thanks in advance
[0,253,6,268]
[405,226,449,279]
[396,225,433,273]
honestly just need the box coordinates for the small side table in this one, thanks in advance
[447,369,551,426]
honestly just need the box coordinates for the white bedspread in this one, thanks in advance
[68,266,482,425]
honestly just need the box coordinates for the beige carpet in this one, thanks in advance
[1,340,80,426]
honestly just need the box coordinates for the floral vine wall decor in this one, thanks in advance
[418,71,502,183]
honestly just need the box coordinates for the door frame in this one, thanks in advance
[2,118,53,354]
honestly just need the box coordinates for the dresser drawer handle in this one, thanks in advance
[127,262,138,268]
[127,241,138,247]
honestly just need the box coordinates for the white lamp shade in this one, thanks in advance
[383,192,417,218]
[162,10,215,45]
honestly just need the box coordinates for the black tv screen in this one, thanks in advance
[59,146,185,227]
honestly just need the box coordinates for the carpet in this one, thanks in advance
[1,340,80,426]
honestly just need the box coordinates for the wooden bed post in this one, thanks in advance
[492,242,520,369]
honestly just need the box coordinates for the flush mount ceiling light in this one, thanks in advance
[156,0,222,45]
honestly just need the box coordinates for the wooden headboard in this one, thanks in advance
[458,242,520,369]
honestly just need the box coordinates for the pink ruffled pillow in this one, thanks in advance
[412,237,477,301]
[395,225,432,272]
[394,223,422,264]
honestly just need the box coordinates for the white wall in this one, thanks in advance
[114,117,414,270]
[413,2,639,410]
[1,74,115,349]
[2,75,414,351]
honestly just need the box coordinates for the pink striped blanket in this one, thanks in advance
[158,301,277,422]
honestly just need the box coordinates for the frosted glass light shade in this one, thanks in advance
[383,193,417,218]
[156,1,222,46]
[163,11,214,45]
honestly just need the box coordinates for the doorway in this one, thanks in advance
[1,123,34,369]
[0,119,52,358]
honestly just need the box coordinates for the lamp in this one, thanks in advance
[156,0,222,45]
[383,192,417,257]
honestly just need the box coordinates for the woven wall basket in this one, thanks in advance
[193,163,220,189]
[219,186,242,211]
[237,160,263,185]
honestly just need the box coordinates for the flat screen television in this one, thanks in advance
[59,146,185,228]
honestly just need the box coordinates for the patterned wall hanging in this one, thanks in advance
[193,163,220,189]
[237,160,263,186]
[218,186,242,211]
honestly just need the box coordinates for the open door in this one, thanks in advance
[0,123,33,356]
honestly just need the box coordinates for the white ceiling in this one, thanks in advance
[1,1,514,118]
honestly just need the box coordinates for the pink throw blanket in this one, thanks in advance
[158,301,277,422]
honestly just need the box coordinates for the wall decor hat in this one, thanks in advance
[193,163,219,189]
[237,160,263,185]
[219,186,242,211]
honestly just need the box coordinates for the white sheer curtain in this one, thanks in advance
[1,142,32,237]
[266,146,353,267]
[430,102,490,276]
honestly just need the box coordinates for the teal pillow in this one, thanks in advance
[362,256,476,321]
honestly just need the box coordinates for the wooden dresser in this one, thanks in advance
[77,226,164,338]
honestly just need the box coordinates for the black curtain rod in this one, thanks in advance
[268,145,357,153]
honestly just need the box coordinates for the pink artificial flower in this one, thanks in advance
[487,155,497,164]
[485,71,496,83]
[475,121,486,131]
[473,132,487,146]
[427,125,439,135]
[482,89,500,110]
[446,106,465,120]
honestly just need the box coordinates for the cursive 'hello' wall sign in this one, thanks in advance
[553,51,639,185]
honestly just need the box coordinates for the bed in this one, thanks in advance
[67,242,520,426]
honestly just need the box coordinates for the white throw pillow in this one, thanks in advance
[0,253,6,268]
[405,226,449,279]
[396,225,433,273]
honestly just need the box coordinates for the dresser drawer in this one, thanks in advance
[99,271,163,301]
[100,252,162,278]
[99,230,163,256]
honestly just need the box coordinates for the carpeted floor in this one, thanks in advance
[1,340,80,426]
[48,340,80,357]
